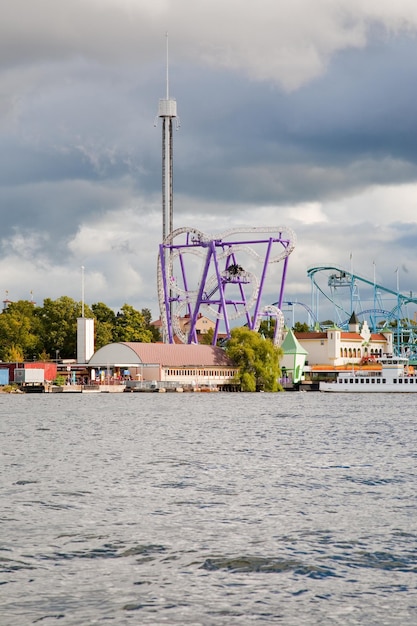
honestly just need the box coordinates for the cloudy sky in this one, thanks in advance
[1,1,417,325]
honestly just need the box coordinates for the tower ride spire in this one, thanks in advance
[158,32,178,243]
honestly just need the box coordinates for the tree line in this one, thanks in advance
[0,297,160,362]
[0,297,286,392]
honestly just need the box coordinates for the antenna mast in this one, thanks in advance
[81,265,85,318]
[158,32,178,243]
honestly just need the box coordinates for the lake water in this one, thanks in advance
[1,392,416,625]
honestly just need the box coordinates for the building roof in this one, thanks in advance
[349,311,359,325]
[295,332,327,340]
[296,330,389,342]
[341,332,362,340]
[281,329,308,355]
[88,342,235,368]
[370,333,391,341]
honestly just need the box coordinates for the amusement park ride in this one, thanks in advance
[156,37,417,356]
[157,226,295,345]
[307,264,417,357]
[156,36,296,347]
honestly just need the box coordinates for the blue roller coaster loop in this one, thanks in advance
[340,308,396,324]
[308,265,417,318]
[308,264,417,355]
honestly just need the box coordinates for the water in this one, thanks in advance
[1,392,416,625]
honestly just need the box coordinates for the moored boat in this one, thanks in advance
[319,355,417,393]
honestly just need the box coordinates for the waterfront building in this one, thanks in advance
[293,313,393,368]
[87,342,238,390]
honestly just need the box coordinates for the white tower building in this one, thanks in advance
[158,33,178,242]
[77,266,95,363]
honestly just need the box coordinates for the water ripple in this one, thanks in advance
[1,393,417,625]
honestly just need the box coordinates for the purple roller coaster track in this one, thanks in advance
[157,226,296,345]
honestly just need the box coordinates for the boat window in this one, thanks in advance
[410,379,414,384]
[404,379,408,383]
[361,379,364,384]
[371,379,375,383]
[376,379,380,383]
[355,379,359,383]
[399,379,403,383]
[350,379,354,383]
[382,379,386,383]
[394,379,397,383]
[366,379,370,383]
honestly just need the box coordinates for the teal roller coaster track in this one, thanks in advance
[307,265,417,356]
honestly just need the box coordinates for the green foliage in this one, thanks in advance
[35,296,92,359]
[1,384,18,394]
[320,319,334,327]
[142,308,161,342]
[258,319,276,340]
[293,321,310,332]
[0,297,161,360]
[2,344,25,363]
[92,302,117,349]
[258,318,311,339]
[54,375,66,386]
[225,327,283,392]
[0,301,42,361]
[113,304,154,343]
[199,327,215,345]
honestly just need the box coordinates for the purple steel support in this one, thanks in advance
[224,252,252,328]
[187,243,214,344]
[213,316,221,345]
[277,252,290,309]
[177,251,199,343]
[250,237,273,329]
[157,226,296,345]
[213,244,232,338]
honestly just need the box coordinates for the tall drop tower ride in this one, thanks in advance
[155,36,294,346]
[158,33,178,242]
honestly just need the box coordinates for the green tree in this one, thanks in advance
[293,321,310,332]
[2,344,25,363]
[320,319,334,327]
[141,308,161,342]
[200,327,215,345]
[113,304,153,343]
[0,300,42,361]
[92,302,117,349]
[258,319,276,340]
[35,296,93,359]
[225,327,283,392]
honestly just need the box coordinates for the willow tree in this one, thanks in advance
[225,327,283,392]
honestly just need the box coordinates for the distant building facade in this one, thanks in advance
[151,314,216,343]
[293,314,393,368]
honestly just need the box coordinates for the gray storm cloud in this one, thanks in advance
[1,0,417,317]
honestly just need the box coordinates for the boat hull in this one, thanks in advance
[320,382,417,393]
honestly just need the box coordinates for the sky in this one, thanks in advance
[1,0,417,325]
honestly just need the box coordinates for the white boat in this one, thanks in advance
[319,355,417,393]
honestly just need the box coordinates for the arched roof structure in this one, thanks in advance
[88,342,234,368]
